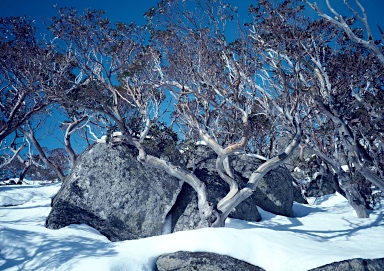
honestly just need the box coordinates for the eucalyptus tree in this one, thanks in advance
[304,0,384,207]
[247,0,384,217]
[0,16,72,143]
[47,7,220,227]
[0,16,77,180]
[0,131,29,177]
[305,0,384,66]
[0,133,25,170]
[46,0,383,224]
[304,0,384,196]
[147,0,313,226]
[18,118,66,181]
[48,8,151,154]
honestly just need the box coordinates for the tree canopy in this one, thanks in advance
[1,0,383,224]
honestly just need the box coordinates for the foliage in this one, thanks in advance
[0,17,72,142]
[142,122,180,163]
[1,0,383,222]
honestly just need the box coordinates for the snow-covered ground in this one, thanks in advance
[0,181,383,271]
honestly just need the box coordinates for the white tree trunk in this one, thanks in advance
[19,127,65,182]
[218,125,302,224]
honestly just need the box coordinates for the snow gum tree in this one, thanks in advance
[146,0,314,226]
[4,0,381,222]
[305,0,384,204]
[0,17,75,178]
[248,0,384,217]
[0,17,73,141]
[47,7,218,227]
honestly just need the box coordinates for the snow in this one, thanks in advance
[96,135,107,143]
[1,182,383,271]
[246,153,269,161]
[195,140,207,145]
[341,165,350,172]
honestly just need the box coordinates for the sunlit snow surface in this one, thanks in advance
[0,181,383,271]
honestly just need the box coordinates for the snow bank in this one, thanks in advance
[1,183,383,271]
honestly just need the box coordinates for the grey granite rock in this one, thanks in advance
[46,142,183,241]
[309,258,384,271]
[156,251,266,271]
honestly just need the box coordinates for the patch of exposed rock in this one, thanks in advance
[309,258,384,271]
[46,142,183,241]
[156,251,265,271]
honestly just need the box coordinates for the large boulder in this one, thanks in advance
[308,258,384,271]
[156,251,265,271]
[169,146,296,232]
[46,142,183,241]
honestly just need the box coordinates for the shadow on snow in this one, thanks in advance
[0,226,116,271]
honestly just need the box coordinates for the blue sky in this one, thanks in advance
[0,0,159,26]
[1,0,383,37]
[0,0,253,28]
